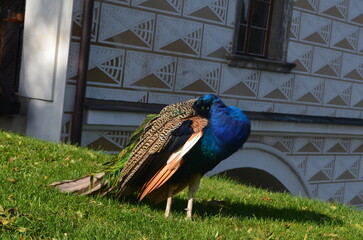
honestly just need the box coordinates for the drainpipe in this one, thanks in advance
[70,0,94,145]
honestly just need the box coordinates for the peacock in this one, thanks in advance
[51,94,251,218]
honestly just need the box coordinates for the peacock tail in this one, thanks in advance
[51,93,250,214]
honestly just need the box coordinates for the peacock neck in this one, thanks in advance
[203,102,251,157]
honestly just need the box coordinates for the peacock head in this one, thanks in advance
[193,94,218,117]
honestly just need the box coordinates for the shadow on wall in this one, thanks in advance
[218,168,289,193]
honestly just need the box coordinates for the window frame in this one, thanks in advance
[236,0,275,57]
[228,0,296,73]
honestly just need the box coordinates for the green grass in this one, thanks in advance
[1,130,363,240]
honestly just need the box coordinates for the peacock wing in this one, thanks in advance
[138,129,203,200]
[101,114,159,186]
[116,98,199,195]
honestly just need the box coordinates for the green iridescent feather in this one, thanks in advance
[100,114,159,187]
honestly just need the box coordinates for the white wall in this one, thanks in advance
[19,0,74,141]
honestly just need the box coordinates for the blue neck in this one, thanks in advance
[201,100,251,159]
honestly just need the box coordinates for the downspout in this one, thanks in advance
[70,0,94,144]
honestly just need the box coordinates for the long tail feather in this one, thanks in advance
[138,131,203,200]
[50,173,109,195]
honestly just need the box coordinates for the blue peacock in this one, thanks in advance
[51,94,251,218]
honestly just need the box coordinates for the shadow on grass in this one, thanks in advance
[196,199,341,225]
[105,194,342,226]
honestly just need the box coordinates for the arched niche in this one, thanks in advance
[219,167,289,193]
[207,143,311,198]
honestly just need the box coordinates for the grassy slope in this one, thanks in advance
[0,130,362,240]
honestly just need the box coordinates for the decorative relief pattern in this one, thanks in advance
[83,130,134,153]
[331,21,359,52]
[294,137,324,154]
[99,4,155,50]
[334,156,360,181]
[350,140,363,153]
[308,157,335,182]
[124,51,177,90]
[312,47,342,78]
[292,156,308,175]
[345,183,363,208]
[220,65,259,98]
[183,0,228,24]
[246,135,363,207]
[67,43,125,87]
[342,53,363,81]
[175,58,220,94]
[323,138,350,154]
[323,80,352,107]
[88,45,125,86]
[289,10,301,40]
[132,0,182,15]
[325,185,345,203]
[288,42,313,73]
[300,13,332,46]
[293,76,324,104]
[272,137,294,153]
[68,0,363,120]
[294,0,319,12]
[202,25,233,60]
[259,72,294,101]
[319,0,349,20]
[67,43,80,80]
[348,0,363,25]
[155,15,203,56]
[350,83,363,108]
[72,1,100,41]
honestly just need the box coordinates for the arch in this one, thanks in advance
[207,143,311,197]
[221,168,289,193]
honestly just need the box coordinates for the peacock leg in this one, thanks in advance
[185,174,201,219]
[164,188,173,217]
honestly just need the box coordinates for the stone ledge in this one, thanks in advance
[226,54,296,73]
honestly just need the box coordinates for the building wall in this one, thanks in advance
[62,0,363,208]
[17,0,74,142]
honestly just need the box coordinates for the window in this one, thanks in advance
[236,0,274,57]
[228,0,295,73]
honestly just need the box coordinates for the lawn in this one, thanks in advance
[1,130,363,239]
